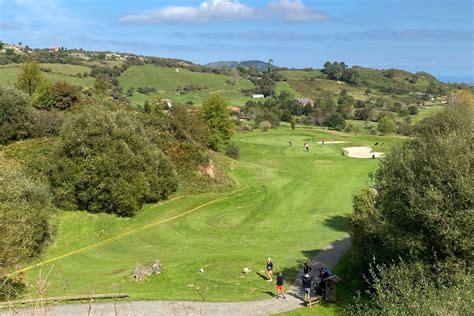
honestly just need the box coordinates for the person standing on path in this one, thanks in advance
[303,262,312,275]
[276,272,286,299]
[289,140,292,147]
[266,258,273,282]
[302,273,313,300]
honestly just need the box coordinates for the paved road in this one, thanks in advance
[1,238,351,316]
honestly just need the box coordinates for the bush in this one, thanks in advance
[225,144,240,160]
[259,120,271,131]
[377,116,396,134]
[49,103,178,216]
[408,105,419,115]
[395,122,413,136]
[0,88,35,144]
[346,261,473,315]
[31,110,66,137]
[0,158,53,277]
[48,81,81,110]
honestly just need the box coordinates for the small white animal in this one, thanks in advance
[199,268,204,273]
[243,267,252,275]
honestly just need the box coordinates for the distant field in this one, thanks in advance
[0,63,94,87]
[279,70,371,101]
[410,105,444,123]
[119,65,254,106]
[276,81,306,98]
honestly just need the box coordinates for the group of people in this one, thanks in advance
[288,140,326,151]
[265,258,332,300]
[289,141,310,151]
[266,258,286,299]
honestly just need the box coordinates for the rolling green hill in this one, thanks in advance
[119,64,255,106]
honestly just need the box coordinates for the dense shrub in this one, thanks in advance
[142,104,210,175]
[33,81,81,111]
[31,110,66,137]
[259,120,271,132]
[0,88,35,144]
[49,103,178,216]
[408,105,419,115]
[225,144,240,160]
[347,261,473,315]
[0,158,53,277]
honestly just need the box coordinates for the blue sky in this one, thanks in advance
[0,0,473,82]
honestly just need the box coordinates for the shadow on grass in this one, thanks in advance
[323,215,352,233]
[256,272,269,281]
[260,291,277,298]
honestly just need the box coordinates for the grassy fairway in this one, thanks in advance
[19,128,403,302]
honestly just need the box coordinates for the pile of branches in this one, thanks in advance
[131,260,162,281]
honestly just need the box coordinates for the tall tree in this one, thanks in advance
[200,94,234,151]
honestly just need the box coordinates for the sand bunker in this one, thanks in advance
[342,147,384,159]
[319,141,347,144]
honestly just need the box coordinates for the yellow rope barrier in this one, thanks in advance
[6,177,262,278]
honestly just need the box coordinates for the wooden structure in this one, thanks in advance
[304,295,322,307]
[324,274,341,302]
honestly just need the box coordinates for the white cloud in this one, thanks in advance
[120,0,252,23]
[119,0,329,23]
[265,0,328,21]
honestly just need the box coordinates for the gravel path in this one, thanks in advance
[2,238,351,316]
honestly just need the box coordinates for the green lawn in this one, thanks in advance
[0,63,94,87]
[17,128,404,304]
[119,65,254,106]
[276,81,306,98]
[410,105,444,123]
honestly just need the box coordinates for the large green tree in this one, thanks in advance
[200,94,234,151]
[0,88,34,144]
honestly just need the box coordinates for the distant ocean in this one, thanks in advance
[436,75,474,85]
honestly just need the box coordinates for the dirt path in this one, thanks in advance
[2,238,351,316]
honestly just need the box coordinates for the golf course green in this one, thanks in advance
[21,127,404,302]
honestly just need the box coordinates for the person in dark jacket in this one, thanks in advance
[276,271,286,299]
[303,262,312,274]
[302,273,313,300]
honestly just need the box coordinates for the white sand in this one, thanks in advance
[343,147,384,159]
[320,141,347,144]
